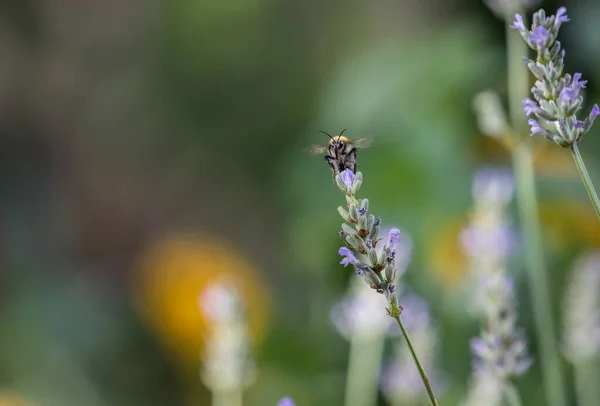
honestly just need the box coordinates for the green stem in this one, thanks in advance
[213,389,242,406]
[392,312,439,406]
[505,12,568,406]
[573,360,600,406]
[512,144,567,406]
[343,325,386,406]
[570,143,600,219]
[503,383,523,406]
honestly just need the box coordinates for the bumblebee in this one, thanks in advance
[309,129,372,176]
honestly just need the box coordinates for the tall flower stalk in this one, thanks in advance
[199,281,255,406]
[512,7,600,218]
[474,4,568,406]
[334,168,438,406]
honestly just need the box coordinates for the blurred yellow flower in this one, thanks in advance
[0,394,30,406]
[134,234,270,366]
[539,201,600,251]
[428,216,469,290]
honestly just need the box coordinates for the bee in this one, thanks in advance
[308,129,373,176]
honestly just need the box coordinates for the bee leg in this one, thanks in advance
[344,148,358,174]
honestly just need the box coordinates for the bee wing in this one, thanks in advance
[352,137,373,149]
[306,144,329,155]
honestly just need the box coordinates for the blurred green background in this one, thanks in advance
[1,0,600,405]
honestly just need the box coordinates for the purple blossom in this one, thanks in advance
[529,26,549,46]
[277,398,295,406]
[522,98,538,116]
[339,169,355,190]
[339,247,360,267]
[559,87,576,104]
[387,228,401,246]
[555,7,569,27]
[510,14,525,31]
[528,118,543,136]
[572,73,587,91]
[590,104,600,121]
[574,120,585,129]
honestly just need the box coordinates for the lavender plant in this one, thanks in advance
[461,170,531,406]
[512,7,600,217]
[334,168,438,406]
[563,251,600,406]
[473,3,569,405]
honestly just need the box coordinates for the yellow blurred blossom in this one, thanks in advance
[134,234,270,366]
[428,216,469,290]
[0,394,30,406]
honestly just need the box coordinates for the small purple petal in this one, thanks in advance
[590,104,600,121]
[340,169,355,189]
[510,14,525,31]
[470,338,488,358]
[277,397,295,406]
[555,7,569,27]
[339,247,359,267]
[574,120,584,129]
[572,73,587,91]
[522,98,538,116]
[528,118,543,136]
[387,228,401,246]
[529,26,549,46]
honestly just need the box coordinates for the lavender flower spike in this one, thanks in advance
[513,7,598,146]
[328,166,439,405]
[462,169,531,400]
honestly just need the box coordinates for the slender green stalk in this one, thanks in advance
[570,143,600,219]
[573,360,600,406]
[391,310,438,406]
[213,389,242,406]
[503,383,523,406]
[343,328,386,406]
[505,12,568,406]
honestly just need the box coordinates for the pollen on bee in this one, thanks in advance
[329,136,350,144]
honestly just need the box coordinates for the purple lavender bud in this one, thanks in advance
[590,104,600,121]
[572,73,587,91]
[510,14,525,31]
[522,98,538,116]
[340,169,355,190]
[339,247,360,267]
[277,397,295,406]
[574,120,584,129]
[555,7,569,27]
[387,227,401,246]
[529,26,549,46]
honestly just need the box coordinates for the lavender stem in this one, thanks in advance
[570,143,600,219]
[503,383,523,406]
[390,303,439,406]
